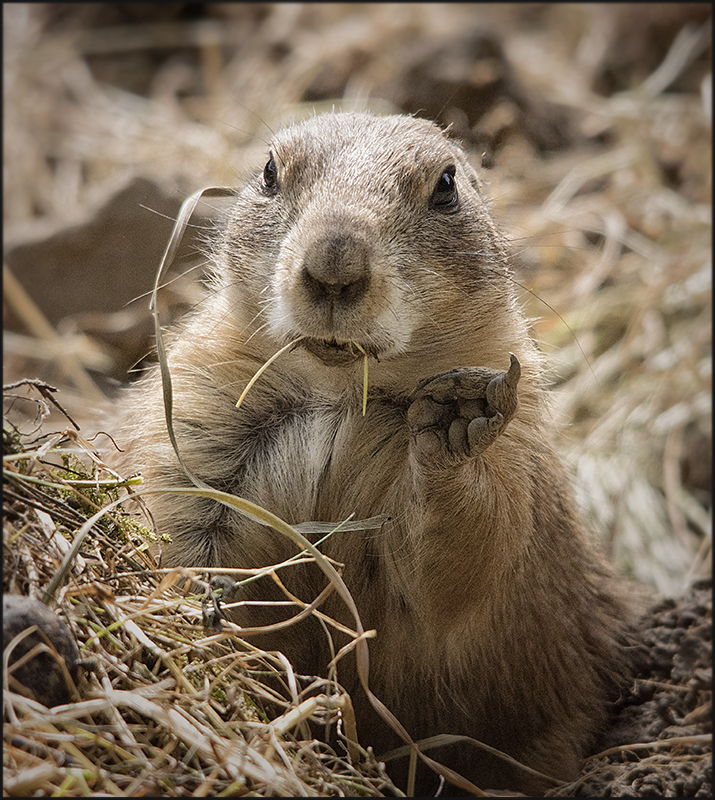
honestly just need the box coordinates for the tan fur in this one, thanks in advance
[114,112,634,794]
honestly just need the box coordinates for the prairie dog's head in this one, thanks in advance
[214,112,514,371]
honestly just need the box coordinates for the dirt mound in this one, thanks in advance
[557,579,712,797]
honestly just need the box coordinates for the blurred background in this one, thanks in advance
[3,3,711,596]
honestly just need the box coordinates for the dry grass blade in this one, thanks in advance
[150,186,234,493]
[585,734,713,762]
[235,337,305,410]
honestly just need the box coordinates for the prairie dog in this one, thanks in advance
[116,112,634,794]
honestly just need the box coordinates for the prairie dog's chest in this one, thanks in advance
[244,395,408,523]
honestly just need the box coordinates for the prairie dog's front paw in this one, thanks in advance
[407,354,521,466]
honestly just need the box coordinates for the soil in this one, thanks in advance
[559,579,712,797]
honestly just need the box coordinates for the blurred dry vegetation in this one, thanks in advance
[3,3,712,797]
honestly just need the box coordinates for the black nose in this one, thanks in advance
[301,232,371,307]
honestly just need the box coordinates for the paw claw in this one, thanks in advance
[506,353,521,387]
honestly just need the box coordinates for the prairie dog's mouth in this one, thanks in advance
[301,337,379,366]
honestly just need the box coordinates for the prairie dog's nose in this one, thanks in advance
[301,232,371,306]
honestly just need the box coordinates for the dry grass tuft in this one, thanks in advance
[3,384,398,797]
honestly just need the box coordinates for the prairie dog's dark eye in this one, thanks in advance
[262,155,278,194]
[430,165,458,210]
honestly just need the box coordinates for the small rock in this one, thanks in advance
[3,594,79,707]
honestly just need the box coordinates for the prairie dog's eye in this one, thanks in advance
[430,165,458,210]
[262,155,278,194]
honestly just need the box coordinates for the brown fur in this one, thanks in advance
[114,112,634,794]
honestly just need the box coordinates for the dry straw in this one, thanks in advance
[3,391,400,796]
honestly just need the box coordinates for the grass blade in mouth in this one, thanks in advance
[235,337,305,410]
[351,342,369,416]
[236,338,370,416]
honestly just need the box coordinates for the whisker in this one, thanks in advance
[127,260,212,306]
[416,267,469,296]
[137,204,216,231]
[244,317,274,346]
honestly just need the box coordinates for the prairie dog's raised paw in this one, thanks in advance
[408,354,521,466]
